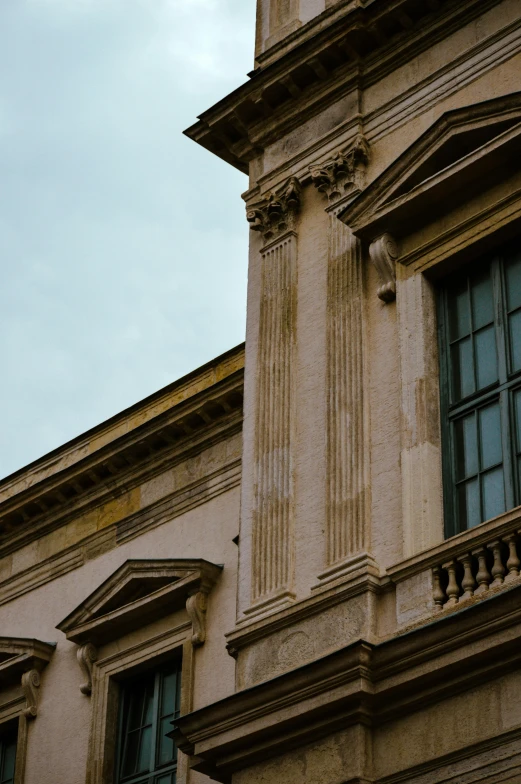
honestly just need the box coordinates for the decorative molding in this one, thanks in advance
[246,177,301,241]
[310,136,369,204]
[186,591,208,647]
[0,358,244,561]
[21,670,40,719]
[57,559,223,647]
[368,234,398,302]
[77,642,98,696]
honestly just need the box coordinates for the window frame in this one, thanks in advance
[438,246,521,537]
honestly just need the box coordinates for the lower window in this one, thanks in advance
[115,662,182,784]
[0,724,17,784]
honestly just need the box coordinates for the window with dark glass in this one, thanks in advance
[115,662,182,784]
[438,244,521,536]
[0,725,17,784]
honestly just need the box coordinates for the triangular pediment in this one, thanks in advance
[57,558,223,646]
[341,92,521,241]
[0,637,56,686]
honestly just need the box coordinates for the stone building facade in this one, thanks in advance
[0,0,521,782]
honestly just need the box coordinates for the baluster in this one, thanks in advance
[442,559,459,607]
[472,546,491,594]
[458,553,476,599]
[432,566,446,610]
[488,540,506,587]
[504,533,520,581]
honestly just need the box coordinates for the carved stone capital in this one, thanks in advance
[368,233,398,302]
[246,177,301,242]
[21,669,40,719]
[77,642,98,696]
[310,135,370,204]
[186,591,208,647]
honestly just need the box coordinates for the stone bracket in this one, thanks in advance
[77,642,98,696]
[21,669,40,719]
[186,591,208,647]
[369,233,398,302]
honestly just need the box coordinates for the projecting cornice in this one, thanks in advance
[0,345,244,560]
[185,0,500,173]
[172,584,521,782]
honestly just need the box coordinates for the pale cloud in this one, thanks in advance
[0,0,255,477]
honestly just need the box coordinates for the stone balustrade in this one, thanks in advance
[432,529,521,610]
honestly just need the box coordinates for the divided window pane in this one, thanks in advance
[116,662,181,784]
[440,248,521,536]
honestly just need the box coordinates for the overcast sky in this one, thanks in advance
[0,0,254,479]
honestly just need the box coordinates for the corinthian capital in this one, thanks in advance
[310,135,370,204]
[246,176,301,242]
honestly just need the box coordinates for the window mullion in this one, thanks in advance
[496,256,516,511]
[438,289,456,536]
[150,672,161,776]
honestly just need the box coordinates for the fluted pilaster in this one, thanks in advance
[325,213,369,568]
[246,178,300,612]
[311,137,373,583]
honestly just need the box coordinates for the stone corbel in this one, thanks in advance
[369,233,398,302]
[77,642,98,696]
[310,135,370,205]
[21,669,40,719]
[246,176,301,242]
[186,591,208,647]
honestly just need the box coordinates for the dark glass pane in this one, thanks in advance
[471,269,494,329]
[505,252,521,311]
[121,731,140,777]
[158,718,176,767]
[474,326,498,390]
[451,338,475,401]
[137,726,152,774]
[1,738,16,784]
[448,279,470,340]
[127,691,144,731]
[482,466,506,520]
[127,679,154,732]
[155,774,174,784]
[454,413,478,479]
[143,684,154,726]
[458,478,480,529]
[160,672,177,718]
[479,403,502,469]
[509,310,521,373]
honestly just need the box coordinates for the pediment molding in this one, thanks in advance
[0,637,56,719]
[341,92,521,246]
[56,558,223,648]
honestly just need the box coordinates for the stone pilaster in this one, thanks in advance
[245,178,301,613]
[397,267,444,557]
[310,138,375,583]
